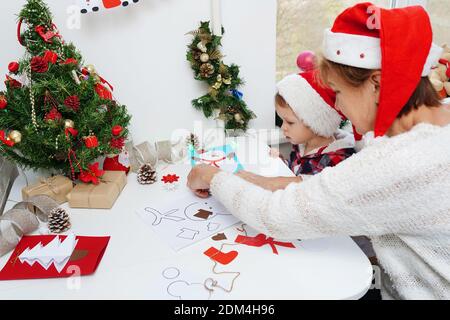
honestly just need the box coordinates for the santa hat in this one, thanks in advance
[323,2,443,137]
[276,71,343,138]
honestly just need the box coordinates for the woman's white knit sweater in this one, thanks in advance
[210,123,450,300]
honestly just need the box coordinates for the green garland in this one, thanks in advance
[186,21,256,131]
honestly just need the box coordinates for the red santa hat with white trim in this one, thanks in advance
[323,2,443,137]
[276,70,343,138]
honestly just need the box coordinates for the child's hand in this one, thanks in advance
[269,148,284,160]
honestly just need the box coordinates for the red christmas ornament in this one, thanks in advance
[31,56,48,73]
[43,50,58,64]
[111,125,123,136]
[0,96,7,110]
[61,58,78,65]
[44,107,62,122]
[5,75,22,89]
[0,130,15,147]
[110,137,125,150]
[64,95,80,112]
[161,174,180,184]
[103,155,130,174]
[79,162,104,185]
[84,135,98,149]
[8,62,19,74]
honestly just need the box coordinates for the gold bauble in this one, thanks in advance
[234,113,242,122]
[200,53,210,63]
[8,130,22,143]
[93,75,101,83]
[64,119,75,129]
[86,64,97,75]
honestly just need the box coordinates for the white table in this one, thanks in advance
[0,137,373,300]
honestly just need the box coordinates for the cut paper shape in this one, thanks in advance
[207,223,220,232]
[194,209,213,220]
[177,228,199,240]
[190,144,244,173]
[136,193,239,251]
[18,234,78,273]
[167,280,210,300]
[144,207,185,226]
[234,234,296,255]
[78,0,140,14]
[204,247,238,265]
[212,233,227,241]
[161,174,180,184]
[0,235,110,280]
[162,267,180,280]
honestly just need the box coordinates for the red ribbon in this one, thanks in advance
[79,162,105,185]
[65,127,78,138]
[0,130,15,147]
[81,68,114,92]
[234,234,296,255]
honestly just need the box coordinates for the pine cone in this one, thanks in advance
[199,63,215,78]
[31,56,49,73]
[48,208,71,234]
[137,163,157,185]
[64,95,80,112]
[186,133,200,150]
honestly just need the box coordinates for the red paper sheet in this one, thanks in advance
[0,235,110,281]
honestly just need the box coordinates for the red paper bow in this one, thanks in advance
[0,130,15,147]
[161,174,180,184]
[234,234,296,255]
[79,162,105,185]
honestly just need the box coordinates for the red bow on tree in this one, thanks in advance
[61,58,78,66]
[35,25,61,43]
[4,75,22,89]
[79,162,105,185]
[234,233,296,255]
[0,130,15,147]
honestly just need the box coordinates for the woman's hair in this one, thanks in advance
[318,57,441,117]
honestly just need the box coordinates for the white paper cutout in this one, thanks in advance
[137,194,239,251]
[19,234,78,273]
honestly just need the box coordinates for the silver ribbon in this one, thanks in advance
[0,157,19,216]
[0,195,58,257]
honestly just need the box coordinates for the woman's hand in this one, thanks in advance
[237,170,302,192]
[187,164,221,198]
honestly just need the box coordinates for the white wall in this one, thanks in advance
[0,0,277,144]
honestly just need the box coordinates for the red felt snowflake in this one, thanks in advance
[161,174,180,184]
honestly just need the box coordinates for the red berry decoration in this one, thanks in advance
[43,50,58,64]
[64,95,80,112]
[0,96,7,109]
[31,56,49,73]
[110,137,125,150]
[8,62,19,74]
[84,135,99,149]
[44,107,62,122]
[111,125,123,136]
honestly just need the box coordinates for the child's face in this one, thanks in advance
[275,103,316,145]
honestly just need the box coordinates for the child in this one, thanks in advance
[274,70,356,177]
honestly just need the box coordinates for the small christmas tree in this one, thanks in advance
[0,0,131,182]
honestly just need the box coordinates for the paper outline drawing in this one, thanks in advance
[144,207,185,226]
[207,222,220,232]
[177,228,200,240]
[162,267,181,280]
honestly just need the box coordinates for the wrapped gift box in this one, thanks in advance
[22,176,73,205]
[66,171,127,209]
